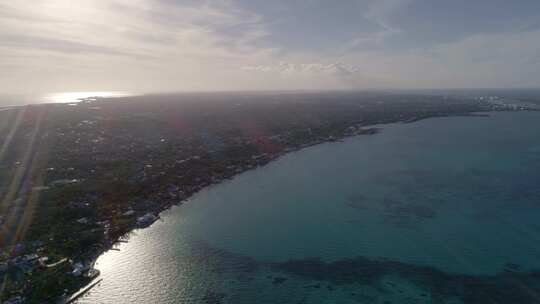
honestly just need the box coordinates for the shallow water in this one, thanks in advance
[79,112,540,304]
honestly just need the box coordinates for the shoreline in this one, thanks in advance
[66,110,515,302]
[2,94,535,303]
[67,125,383,295]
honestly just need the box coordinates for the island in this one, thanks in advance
[0,91,531,303]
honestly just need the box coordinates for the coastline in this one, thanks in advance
[65,110,540,304]
[1,93,535,303]
[66,110,507,303]
[64,125,383,302]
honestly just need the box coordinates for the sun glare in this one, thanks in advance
[42,91,132,104]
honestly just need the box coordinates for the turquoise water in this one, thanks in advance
[79,112,540,304]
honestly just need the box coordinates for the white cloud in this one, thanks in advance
[346,0,408,50]
[0,0,276,93]
[242,62,358,75]
[338,28,540,89]
[240,61,393,90]
[1,0,539,93]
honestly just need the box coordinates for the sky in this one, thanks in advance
[1,0,540,95]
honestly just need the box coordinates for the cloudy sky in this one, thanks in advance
[1,0,540,94]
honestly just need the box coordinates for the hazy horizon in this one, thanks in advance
[2,0,540,95]
[2,87,540,107]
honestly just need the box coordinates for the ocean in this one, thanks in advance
[0,92,132,107]
[78,111,540,304]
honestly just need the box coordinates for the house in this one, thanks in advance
[123,210,135,217]
[137,213,158,228]
[77,217,89,224]
[71,262,86,277]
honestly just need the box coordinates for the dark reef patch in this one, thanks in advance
[272,277,288,285]
[272,257,540,304]
[202,291,227,304]
[192,240,540,303]
[380,198,437,228]
[344,193,370,211]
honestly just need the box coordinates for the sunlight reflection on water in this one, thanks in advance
[42,91,133,104]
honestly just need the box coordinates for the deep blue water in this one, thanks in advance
[79,111,540,304]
